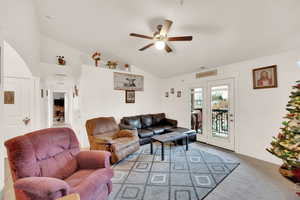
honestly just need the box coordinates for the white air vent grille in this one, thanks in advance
[55,73,67,77]
[196,69,218,79]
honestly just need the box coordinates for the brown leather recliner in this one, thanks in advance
[86,117,140,164]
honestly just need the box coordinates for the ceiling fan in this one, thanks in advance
[129,19,193,53]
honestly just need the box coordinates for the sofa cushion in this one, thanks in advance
[111,137,139,152]
[152,113,166,125]
[141,115,153,128]
[138,129,154,138]
[123,117,142,129]
[147,127,165,135]
[155,125,173,131]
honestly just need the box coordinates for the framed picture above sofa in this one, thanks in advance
[114,72,144,91]
[125,90,135,103]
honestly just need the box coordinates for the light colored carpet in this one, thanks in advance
[110,142,239,200]
[110,142,299,200]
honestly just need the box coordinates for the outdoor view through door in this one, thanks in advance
[211,86,229,138]
[53,92,65,126]
[191,78,235,151]
[191,88,203,134]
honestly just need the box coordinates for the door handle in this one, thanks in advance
[23,117,31,125]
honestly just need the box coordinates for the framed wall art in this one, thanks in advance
[177,91,182,98]
[114,72,144,91]
[252,65,278,89]
[4,91,15,104]
[165,92,169,98]
[170,88,175,94]
[125,90,135,103]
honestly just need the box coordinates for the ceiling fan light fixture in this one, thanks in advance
[155,41,166,50]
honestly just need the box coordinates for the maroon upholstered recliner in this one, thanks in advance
[4,128,113,200]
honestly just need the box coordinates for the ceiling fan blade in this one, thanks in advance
[139,43,154,51]
[165,43,173,53]
[160,20,173,36]
[130,33,153,40]
[168,36,193,41]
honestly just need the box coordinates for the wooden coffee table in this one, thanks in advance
[150,132,189,160]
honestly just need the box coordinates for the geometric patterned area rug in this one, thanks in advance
[109,142,239,200]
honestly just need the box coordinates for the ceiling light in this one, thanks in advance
[155,41,166,50]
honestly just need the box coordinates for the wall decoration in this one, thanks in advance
[106,61,118,69]
[177,91,182,98]
[124,64,130,71]
[170,88,175,94]
[41,89,44,98]
[114,72,144,91]
[4,91,15,104]
[74,85,79,96]
[57,56,66,65]
[125,90,135,103]
[165,92,169,98]
[92,52,101,67]
[253,65,278,89]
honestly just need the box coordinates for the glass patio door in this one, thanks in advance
[207,78,235,150]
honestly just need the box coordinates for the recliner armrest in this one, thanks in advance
[93,136,115,145]
[119,123,137,130]
[114,129,138,138]
[14,177,70,199]
[76,150,111,169]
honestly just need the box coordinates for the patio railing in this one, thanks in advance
[212,109,228,137]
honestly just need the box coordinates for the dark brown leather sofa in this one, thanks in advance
[119,113,178,145]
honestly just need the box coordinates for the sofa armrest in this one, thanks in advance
[119,123,137,130]
[14,177,70,199]
[76,150,111,169]
[165,118,178,127]
[57,193,80,200]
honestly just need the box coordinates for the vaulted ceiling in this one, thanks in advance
[35,0,300,77]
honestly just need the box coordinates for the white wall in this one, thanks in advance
[161,48,300,165]
[3,42,33,78]
[0,31,4,196]
[0,0,40,76]
[0,41,36,192]
[40,36,91,71]
[79,65,163,147]
[0,0,40,190]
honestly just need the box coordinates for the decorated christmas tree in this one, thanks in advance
[267,81,300,169]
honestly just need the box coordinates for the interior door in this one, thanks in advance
[3,77,34,141]
[207,78,235,150]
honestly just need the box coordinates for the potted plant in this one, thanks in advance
[106,61,118,69]
[124,64,130,71]
[57,56,66,65]
[91,52,101,67]
[266,80,300,182]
